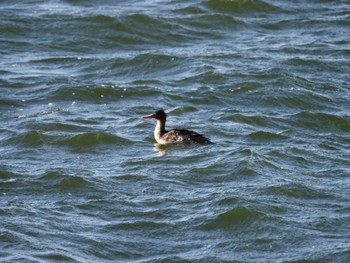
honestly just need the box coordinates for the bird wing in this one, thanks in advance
[164,129,211,144]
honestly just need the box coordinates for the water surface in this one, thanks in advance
[1,0,350,262]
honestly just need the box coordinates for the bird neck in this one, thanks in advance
[155,119,166,138]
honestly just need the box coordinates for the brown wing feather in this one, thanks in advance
[162,129,212,144]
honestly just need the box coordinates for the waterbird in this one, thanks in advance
[143,109,212,145]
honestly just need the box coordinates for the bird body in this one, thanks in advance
[143,110,212,145]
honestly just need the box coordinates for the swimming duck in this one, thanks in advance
[143,109,212,145]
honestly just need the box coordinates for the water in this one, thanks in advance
[1,0,350,262]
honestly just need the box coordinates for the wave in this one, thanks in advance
[292,112,350,132]
[33,252,77,262]
[37,169,94,191]
[201,206,262,230]
[106,221,170,231]
[7,130,131,148]
[109,53,186,80]
[264,89,334,112]
[247,131,289,141]
[265,183,333,199]
[7,130,45,147]
[181,13,246,33]
[5,9,249,54]
[223,113,278,127]
[51,84,160,102]
[236,153,284,176]
[0,168,19,180]
[56,175,88,190]
[29,56,91,64]
[288,57,346,74]
[57,132,131,147]
[205,0,280,14]
[69,13,205,46]
[0,98,22,107]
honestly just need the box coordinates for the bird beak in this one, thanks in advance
[143,113,156,119]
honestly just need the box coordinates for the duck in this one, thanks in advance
[143,109,212,145]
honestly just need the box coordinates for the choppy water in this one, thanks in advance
[1,0,350,262]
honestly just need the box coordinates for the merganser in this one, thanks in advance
[143,109,212,145]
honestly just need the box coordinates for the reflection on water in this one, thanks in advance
[153,143,168,156]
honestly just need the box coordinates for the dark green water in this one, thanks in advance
[1,0,350,262]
